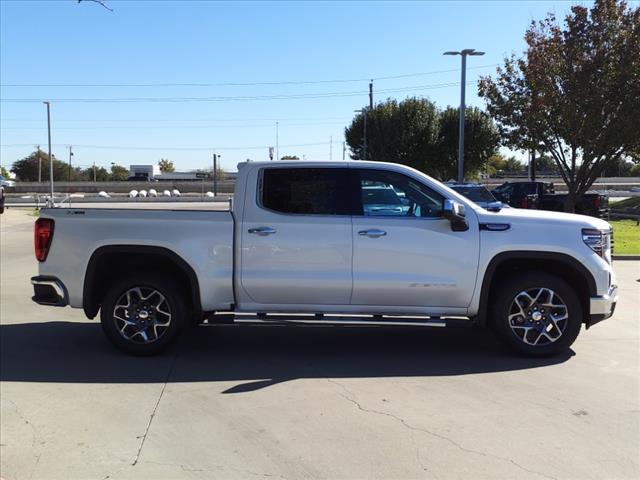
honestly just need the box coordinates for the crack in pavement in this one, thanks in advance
[143,460,287,478]
[131,352,179,466]
[4,399,44,480]
[326,378,557,480]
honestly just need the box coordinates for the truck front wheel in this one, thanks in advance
[489,272,582,357]
[100,274,186,355]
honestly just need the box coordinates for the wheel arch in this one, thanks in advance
[477,251,596,326]
[83,245,202,321]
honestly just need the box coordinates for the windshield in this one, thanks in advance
[450,185,496,202]
[362,188,402,205]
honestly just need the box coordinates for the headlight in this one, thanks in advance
[582,228,612,263]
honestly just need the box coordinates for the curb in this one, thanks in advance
[613,255,640,260]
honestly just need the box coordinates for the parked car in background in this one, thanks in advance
[492,181,609,218]
[0,185,5,214]
[361,185,410,216]
[0,175,16,188]
[444,183,506,211]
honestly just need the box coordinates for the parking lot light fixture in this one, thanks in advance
[444,49,485,182]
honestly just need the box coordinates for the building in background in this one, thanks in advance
[129,164,161,179]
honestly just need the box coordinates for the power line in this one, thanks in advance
[0,81,474,103]
[0,121,349,131]
[0,116,349,123]
[0,65,497,88]
[0,141,340,151]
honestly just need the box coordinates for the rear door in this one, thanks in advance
[239,166,354,305]
[351,168,479,309]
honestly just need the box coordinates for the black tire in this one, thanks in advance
[100,274,186,355]
[489,272,582,357]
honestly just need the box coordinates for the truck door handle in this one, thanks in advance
[358,229,387,238]
[248,226,277,236]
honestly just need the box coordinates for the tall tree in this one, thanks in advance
[479,0,640,211]
[345,97,440,172]
[345,98,499,180]
[158,158,175,173]
[436,107,500,180]
[11,150,71,182]
[110,164,129,181]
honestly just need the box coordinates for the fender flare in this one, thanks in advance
[83,245,202,319]
[477,251,597,325]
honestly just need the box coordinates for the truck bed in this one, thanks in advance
[38,207,235,311]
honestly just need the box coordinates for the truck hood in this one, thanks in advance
[475,206,611,230]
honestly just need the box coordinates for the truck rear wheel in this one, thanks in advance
[100,274,186,355]
[489,272,582,357]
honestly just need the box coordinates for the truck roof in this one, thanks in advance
[236,160,411,169]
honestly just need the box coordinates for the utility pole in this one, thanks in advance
[363,110,368,159]
[93,160,96,182]
[43,102,54,200]
[530,150,537,181]
[369,80,373,109]
[329,136,333,160]
[37,145,42,183]
[68,145,73,182]
[342,141,346,161]
[275,122,279,162]
[213,153,219,196]
[444,48,485,183]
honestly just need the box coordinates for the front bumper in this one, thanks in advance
[586,284,618,328]
[31,276,68,307]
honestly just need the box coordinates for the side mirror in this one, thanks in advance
[443,199,469,232]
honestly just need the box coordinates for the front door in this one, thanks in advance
[240,166,353,305]
[351,168,479,309]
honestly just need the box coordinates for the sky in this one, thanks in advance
[0,0,595,174]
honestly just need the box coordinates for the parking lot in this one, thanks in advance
[1,207,639,480]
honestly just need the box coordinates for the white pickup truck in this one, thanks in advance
[31,161,618,356]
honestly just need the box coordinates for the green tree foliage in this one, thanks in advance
[437,107,501,180]
[280,155,300,160]
[79,166,110,181]
[158,158,175,173]
[479,0,640,211]
[110,164,130,181]
[346,98,440,172]
[533,155,560,175]
[197,167,226,181]
[601,157,637,176]
[487,154,526,176]
[0,165,10,178]
[345,98,499,180]
[11,150,73,181]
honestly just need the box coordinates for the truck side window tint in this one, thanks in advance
[261,168,348,215]
[356,169,444,218]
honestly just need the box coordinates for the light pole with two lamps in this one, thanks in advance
[443,48,485,183]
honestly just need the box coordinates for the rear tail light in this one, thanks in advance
[594,196,601,209]
[521,197,528,209]
[34,218,54,262]
[582,228,611,263]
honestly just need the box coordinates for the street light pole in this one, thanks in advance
[444,48,485,183]
[43,102,54,200]
[37,145,42,183]
[68,145,73,182]
[275,122,279,161]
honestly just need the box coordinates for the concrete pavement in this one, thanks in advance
[1,208,638,480]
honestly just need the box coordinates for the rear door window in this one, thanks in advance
[261,167,352,215]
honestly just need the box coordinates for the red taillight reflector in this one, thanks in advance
[34,218,54,262]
